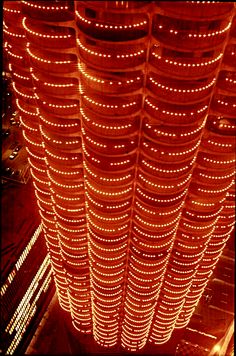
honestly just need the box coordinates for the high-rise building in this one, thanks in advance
[3,1,235,353]
[1,168,54,355]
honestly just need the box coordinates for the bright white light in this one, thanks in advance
[212,344,221,354]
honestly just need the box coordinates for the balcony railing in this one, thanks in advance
[79,65,143,95]
[150,46,222,79]
[75,9,148,42]
[26,45,78,74]
[157,2,234,20]
[22,18,76,50]
[81,106,139,137]
[147,73,215,104]
[81,93,142,116]
[21,0,74,22]
[152,15,231,51]
[77,37,146,70]
[144,96,209,125]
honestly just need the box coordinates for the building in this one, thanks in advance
[3,1,235,353]
[0,172,54,355]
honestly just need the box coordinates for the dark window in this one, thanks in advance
[202,50,214,58]
[85,8,97,19]
[86,38,96,46]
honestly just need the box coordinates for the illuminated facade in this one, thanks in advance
[1,225,54,355]
[3,1,235,352]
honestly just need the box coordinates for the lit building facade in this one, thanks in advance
[3,1,235,352]
[1,224,54,355]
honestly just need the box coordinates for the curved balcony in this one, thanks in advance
[16,98,38,116]
[11,67,32,86]
[32,70,79,97]
[75,7,148,42]
[201,129,235,154]
[42,133,81,153]
[55,212,86,229]
[180,218,217,236]
[36,94,79,116]
[53,193,85,210]
[175,229,210,248]
[211,94,236,117]
[28,157,46,175]
[168,259,197,277]
[80,1,150,11]
[144,95,209,125]
[88,215,129,238]
[36,197,52,213]
[92,265,125,286]
[157,2,234,20]
[142,116,206,145]
[81,107,139,137]
[185,193,225,212]
[197,151,235,171]
[56,210,86,228]
[149,46,222,79]
[137,170,190,195]
[222,44,236,69]
[147,73,215,104]
[133,212,178,234]
[49,166,84,185]
[80,65,143,95]
[138,153,194,179]
[12,82,35,105]
[89,226,128,248]
[23,129,43,151]
[86,191,132,214]
[77,36,146,70]
[130,242,169,263]
[23,17,76,50]
[27,45,78,74]
[81,93,142,116]
[174,240,206,256]
[141,136,200,163]
[21,1,74,22]
[3,3,23,24]
[193,166,235,186]
[3,24,27,48]
[83,145,136,172]
[4,43,28,68]
[45,147,83,167]
[58,234,86,251]
[89,207,130,227]
[129,254,166,275]
[136,185,187,208]
[39,109,81,135]
[139,170,191,195]
[49,179,84,194]
[40,214,56,231]
[217,71,236,93]
[152,14,231,51]
[84,163,134,189]
[206,115,236,136]
[86,180,133,202]
[182,207,223,223]
[82,128,137,156]
[48,168,83,187]
[189,180,233,200]
[135,197,183,220]
[55,208,86,225]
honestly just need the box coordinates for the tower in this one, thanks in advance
[3,1,235,352]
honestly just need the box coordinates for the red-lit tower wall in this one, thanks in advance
[3,1,235,352]
[3,0,92,334]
